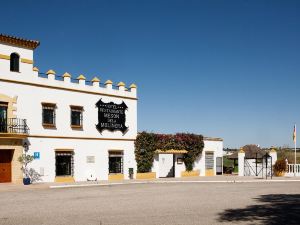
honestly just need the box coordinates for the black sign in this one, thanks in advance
[96,99,128,134]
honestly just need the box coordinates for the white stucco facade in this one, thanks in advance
[0,35,137,183]
[0,34,224,183]
[152,138,223,177]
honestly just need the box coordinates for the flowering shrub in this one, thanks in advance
[135,132,204,172]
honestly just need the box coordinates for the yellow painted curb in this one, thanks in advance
[108,174,124,181]
[205,169,215,176]
[55,176,75,183]
[181,170,200,177]
[136,172,156,179]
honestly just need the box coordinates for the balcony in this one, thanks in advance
[0,118,30,136]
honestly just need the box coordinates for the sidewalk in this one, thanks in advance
[1,175,300,192]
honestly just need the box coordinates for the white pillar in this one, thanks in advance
[63,72,71,83]
[46,69,56,81]
[238,148,245,176]
[77,74,86,86]
[92,77,100,88]
[130,83,137,95]
[33,66,39,77]
[105,80,113,90]
[118,82,125,92]
[269,147,277,166]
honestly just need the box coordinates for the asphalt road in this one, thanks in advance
[0,182,299,225]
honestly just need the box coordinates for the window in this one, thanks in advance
[42,103,56,127]
[70,106,83,128]
[109,151,123,174]
[10,53,20,72]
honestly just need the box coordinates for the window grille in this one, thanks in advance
[55,151,74,176]
[42,103,56,126]
[70,106,83,127]
[108,151,123,174]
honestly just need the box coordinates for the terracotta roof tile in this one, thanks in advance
[0,33,40,49]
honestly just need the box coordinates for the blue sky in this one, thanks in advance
[2,0,300,148]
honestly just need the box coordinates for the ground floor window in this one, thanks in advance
[109,151,123,174]
[55,151,74,176]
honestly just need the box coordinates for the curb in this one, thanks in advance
[49,179,300,189]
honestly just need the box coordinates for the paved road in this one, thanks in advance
[0,182,299,225]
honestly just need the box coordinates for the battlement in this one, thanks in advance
[0,34,137,99]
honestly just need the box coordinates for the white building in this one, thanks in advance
[0,34,137,183]
[0,34,223,184]
[152,137,223,178]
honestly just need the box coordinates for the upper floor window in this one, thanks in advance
[42,103,56,128]
[10,53,20,72]
[70,105,83,129]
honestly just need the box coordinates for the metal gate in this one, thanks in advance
[244,153,273,178]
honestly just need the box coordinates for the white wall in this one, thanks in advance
[0,43,34,76]
[28,138,136,182]
[174,154,185,177]
[195,139,223,176]
[0,81,137,139]
[0,41,138,182]
[152,140,223,177]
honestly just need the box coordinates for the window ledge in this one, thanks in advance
[43,123,56,128]
[71,125,83,129]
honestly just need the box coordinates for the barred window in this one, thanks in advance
[55,151,74,177]
[70,106,83,128]
[109,151,123,174]
[42,103,56,127]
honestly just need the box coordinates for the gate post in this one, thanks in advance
[269,147,277,166]
[238,148,245,176]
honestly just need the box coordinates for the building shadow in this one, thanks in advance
[218,194,300,225]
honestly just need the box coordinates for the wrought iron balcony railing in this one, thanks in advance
[0,118,30,135]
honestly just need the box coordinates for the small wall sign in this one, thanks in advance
[177,158,183,164]
[34,152,40,159]
[86,156,95,163]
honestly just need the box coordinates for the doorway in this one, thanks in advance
[216,157,223,175]
[0,102,8,133]
[159,154,175,178]
[0,150,12,183]
[55,152,73,177]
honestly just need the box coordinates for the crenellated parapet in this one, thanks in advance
[0,34,137,99]
[24,68,138,99]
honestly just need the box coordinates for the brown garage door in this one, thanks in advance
[0,150,12,183]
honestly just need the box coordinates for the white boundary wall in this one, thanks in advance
[152,139,223,177]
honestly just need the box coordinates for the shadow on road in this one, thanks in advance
[218,194,300,225]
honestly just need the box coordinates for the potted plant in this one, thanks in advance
[18,143,34,185]
[274,159,287,177]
